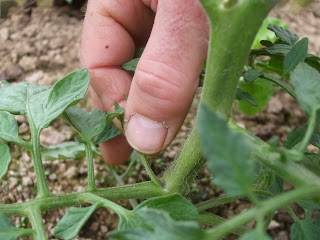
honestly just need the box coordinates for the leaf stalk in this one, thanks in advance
[30,127,50,198]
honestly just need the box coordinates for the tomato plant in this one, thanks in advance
[1,0,320,239]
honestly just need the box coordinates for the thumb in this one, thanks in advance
[125,0,208,154]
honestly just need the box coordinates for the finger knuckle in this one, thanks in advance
[134,63,187,115]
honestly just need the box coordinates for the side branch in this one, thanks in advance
[206,186,320,239]
[0,181,165,215]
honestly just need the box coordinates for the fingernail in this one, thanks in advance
[125,114,168,154]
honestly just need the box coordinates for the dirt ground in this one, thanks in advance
[0,1,319,239]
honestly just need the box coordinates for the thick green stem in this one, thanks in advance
[28,206,47,240]
[164,129,204,193]
[30,128,50,198]
[206,186,320,239]
[85,142,96,191]
[0,181,165,215]
[164,0,278,193]
[200,0,277,115]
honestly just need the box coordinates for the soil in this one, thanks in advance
[0,1,319,240]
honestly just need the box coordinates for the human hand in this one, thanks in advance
[81,0,208,164]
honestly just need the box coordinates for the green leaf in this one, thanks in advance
[284,38,309,73]
[122,58,139,72]
[252,17,287,49]
[257,55,285,75]
[301,153,320,176]
[27,69,89,130]
[93,124,121,144]
[312,135,320,148]
[260,40,273,47]
[0,214,15,240]
[0,82,41,114]
[291,63,320,114]
[0,143,11,179]
[238,79,274,115]
[118,194,198,230]
[254,166,275,192]
[108,104,125,123]
[0,214,12,229]
[65,107,106,141]
[243,69,262,82]
[240,230,271,240]
[135,194,198,221]
[285,126,306,149]
[291,216,320,240]
[268,25,298,45]
[0,214,33,239]
[266,44,291,55]
[93,106,124,144]
[117,212,147,231]
[42,142,85,160]
[261,73,296,98]
[285,124,320,149]
[0,111,21,144]
[236,88,258,107]
[298,198,320,211]
[111,209,206,240]
[0,82,28,114]
[53,204,98,240]
[198,104,255,196]
[306,54,320,72]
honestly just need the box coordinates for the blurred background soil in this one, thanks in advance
[0,1,319,239]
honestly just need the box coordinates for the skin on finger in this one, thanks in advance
[125,0,209,154]
[81,0,155,164]
[126,0,208,153]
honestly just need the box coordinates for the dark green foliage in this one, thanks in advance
[291,63,320,114]
[134,194,198,221]
[53,204,98,240]
[267,25,298,45]
[238,78,274,115]
[65,108,107,141]
[0,143,11,179]
[290,215,320,240]
[42,142,85,160]
[111,209,206,240]
[240,230,271,240]
[198,104,255,196]
[0,111,20,144]
[118,194,198,230]
[284,38,308,73]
